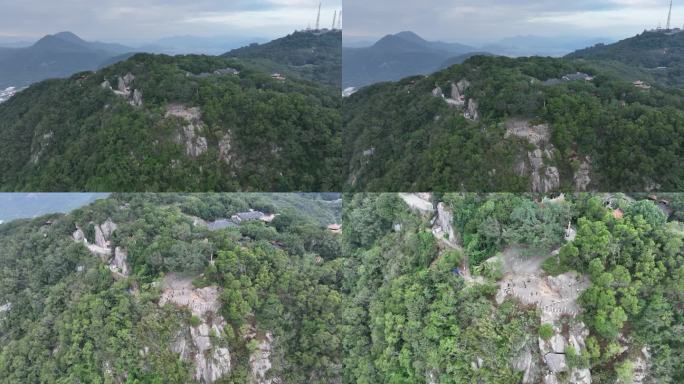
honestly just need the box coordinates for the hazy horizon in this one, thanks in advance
[0,0,342,45]
[344,0,684,46]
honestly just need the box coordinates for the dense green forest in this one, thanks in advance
[342,193,684,383]
[567,30,684,88]
[0,193,344,383]
[0,31,342,192]
[2,192,682,382]
[343,56,684,191]
[226,30,341,87]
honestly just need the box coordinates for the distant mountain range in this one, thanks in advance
[0,32,275,90]
[0,32,137,89]
[343,31,479,88]
[342,31,611,89]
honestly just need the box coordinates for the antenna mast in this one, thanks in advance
[315,2,321,30]
[332,10,337,30]
[667,0,673,30]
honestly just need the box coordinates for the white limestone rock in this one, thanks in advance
[166,104,209,158]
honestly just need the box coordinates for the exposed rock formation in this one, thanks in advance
[106,72,143,107]
[30,131,54,164]
[496,247,592,383]
[444,79,470,106]
[250,332,276,384]
[511,346,539,384]
[110,247,130,277]
[72,220,130,277]
[505,119,560,192]
[529,149,561,193]
[574,157,592,191]
[398,193,434,213]
[218,133,233,164]
[464,99,479,121]
[166,104,209,158]
[433,202,458,247]
[505,119,550,146]
[633,347,651,384]
[161,274,232,383]
[431,86,444,98]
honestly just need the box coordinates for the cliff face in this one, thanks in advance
[160,274,232,383]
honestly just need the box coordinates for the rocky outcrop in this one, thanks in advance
[72,227,85,242]
[505,119,550,146]
[218,133,233,164]
[497,248,591,383]
[633,347,651,384]
[529,149,561,193]
[431,86,444,98]
[73,221,114,258]
[511,347,540,384]
[30,131,54,164]
[574,157,592,191]
[444,79,470,107]
[398,193,434,213]
[161,274,232,383]
[464,99,479,121]
[250,332,276,384]
[110,247,130,277]
[104,72,143,107]
[166,104,208,158]
[72,220,130,277]
[433,202,458,247]
[505,119,560,193]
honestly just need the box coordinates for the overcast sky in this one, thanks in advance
[345,0,684,44]
[0,0,342,43]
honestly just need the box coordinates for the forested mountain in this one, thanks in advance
[343,55,684,191]
[0,38,342,191]
[342,31,478,88]
[567,29,684,87]
[0,193,344,383]
[0,32,135,89]
[342,193,684,383]
[226,30,341,87]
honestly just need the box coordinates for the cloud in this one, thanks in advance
[0,0,341,42]
[344,0,679,42]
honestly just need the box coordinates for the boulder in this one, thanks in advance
[465,99,479,121]
[431,86,444,98]
[110,247,130,277]
[544,353,567,373]
[569,368,592,384]
[73,227,85,242]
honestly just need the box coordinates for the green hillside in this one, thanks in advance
[342,193,684,383]
[226,30,341,87]
[0,51,342,191]
[0,193,343,383]
[567,30,684,87]
[343,56,684,191]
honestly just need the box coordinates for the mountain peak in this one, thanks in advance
[32,31,87,50]
[52,31,85,44]
[394,31,427,43]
